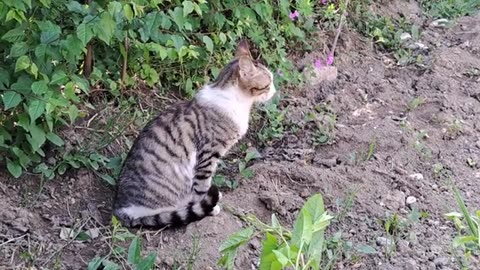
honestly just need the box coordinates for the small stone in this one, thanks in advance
[406,196,417,205]
[397,240,410,253]
[400,33,412,41]
[431,19,449,28]
[434,257,449,267]
[163,257,175,266]
[300,188,310,198]
[376,237,393,247]
[409,173,424,181]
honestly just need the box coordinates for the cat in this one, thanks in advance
[112,40,276,230]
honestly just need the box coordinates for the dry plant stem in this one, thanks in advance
[330,0,351,57]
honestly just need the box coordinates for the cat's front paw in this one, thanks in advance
[210,205,221,216]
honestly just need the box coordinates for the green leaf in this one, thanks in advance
[272,250,289,266]
[27,124,46,152]
[168,7,186,30]
[66,1,84,13]
[28,100,46,124]
[31,80,49,95]
[39,0,51,7]
[356,245,377,254]
[137,252,157,270]
[37,20,61,44]
[50,70,68,85]
[127,237,141,265]
[96,13,115,44]
[219,227,254,252]
[7,159,22,178]
[10,41,29,57]
[182,1,194,17]
[123,4,134,21]
[2,91,22,110]
[140,11,163,42]
[219,32,227,44]
[30,63,38,78]
[77,23,94,45]
[15,55,31,72]
[218,248,237,270]
[67,105,79,124]
[87,256,104,270]
[202,36,214,53]
[0,68,10,88]
[11,147,31,168]
[259,233,282,270]
[46,132,64,146]
[2,27,25,42]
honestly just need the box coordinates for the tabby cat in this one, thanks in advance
[113,40,276,229]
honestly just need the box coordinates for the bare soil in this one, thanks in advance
[2,3,480,270]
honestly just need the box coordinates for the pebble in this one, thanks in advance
[406,196,417,205]
[431,19,449,28]
[434,257,449,267]
[400,33,412,41]
[409,173,424,181]
[376,236,393,247]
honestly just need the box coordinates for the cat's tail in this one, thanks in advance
[115,185,221,230]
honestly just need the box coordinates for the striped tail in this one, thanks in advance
[116,185,221,230]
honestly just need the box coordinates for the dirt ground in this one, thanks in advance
[2,2,480,270]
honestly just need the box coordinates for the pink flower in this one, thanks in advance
[314,59,323,69]
[326,53,334,66]
[289,10,299,20]
[321,0,327,4]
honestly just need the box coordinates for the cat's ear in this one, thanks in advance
[238,56,255,77]
[235,39,252,58]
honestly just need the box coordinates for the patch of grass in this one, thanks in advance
[407,96,426,111]
[421,0,480,19]
[256,103,287,145]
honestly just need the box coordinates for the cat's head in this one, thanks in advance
[212,40,276,103]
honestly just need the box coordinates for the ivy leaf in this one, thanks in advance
[28,100,46,124]
[27,124,46,152]
[123,4,134,22]
[7,159,22,178]
[31,80,49,95]
[15,55,31,72]
[0,68,10,88]
[37,20,61,44]
[202,36,214,53]
[182,1,194,17]
[65,0,84,13]
[2,91,22,110]
[77,23,94,46]
[96,13,115,44]
[46,132,64,146]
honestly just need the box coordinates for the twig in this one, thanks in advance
[0,234,27,248]
[330,0,351,58]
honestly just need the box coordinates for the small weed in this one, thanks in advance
[218,194,333,270]
[407,96,426,111]
[88,217,157,270]
[421,0,480,19]
[444,119,463,140]
[238,148,262,180]
[444,180,480,267]
[350,136,377,164]
[256,103,287,144]
[213,174,238,189]
[307,103,337,146]
[412,130,432,158]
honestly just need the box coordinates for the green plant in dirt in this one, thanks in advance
[412,130,432,158]
[218,194,333,270]
[212,174,238,190]
[238,147,262,179]
[257,103,288,144]
[1,0,316,179]
[88,217,156,270]
[421,0,480,19]
[309,103,337,146]
[407,96,426,111]
[444,184,480,258]
[349,136,376,164]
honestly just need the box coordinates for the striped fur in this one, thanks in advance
[113,40,276,229]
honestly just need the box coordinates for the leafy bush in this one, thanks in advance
[218,193,333,270]
[0,0,319,179]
